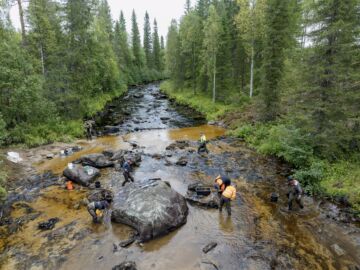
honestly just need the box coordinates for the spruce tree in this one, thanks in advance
[202,5,222,103]
[179,10,202,93]
[261,0,292,121]
[131,10,143,68]
[236,0,266,97]
[143,11,153,69]
[166,19,183,86]
[305,0,360,156]
[152,19,161,71]
[114,11,133,83]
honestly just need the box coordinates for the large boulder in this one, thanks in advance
[79,153,114,168]
[63,165,100,187]
[111,179,188,241]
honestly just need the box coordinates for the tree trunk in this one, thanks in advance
[212,53,216,103]
[17,0,26,45]
[250,44,254,98]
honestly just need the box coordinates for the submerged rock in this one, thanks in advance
[112,261,137,270]
[203,242,218,253]
[38,218,60,231]
[166,140,190,150]
[186,192,219,209]
[79,153,114,168]
[176,156,188,166]
[111,179,188,241]
[63,164,100,187]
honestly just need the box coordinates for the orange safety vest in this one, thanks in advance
[215,177,225,192]
[222,186,236,200]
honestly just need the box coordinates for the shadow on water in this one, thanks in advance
[1,83,359,270]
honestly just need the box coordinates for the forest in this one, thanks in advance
[162,0,359,210]
[0,0,165,147]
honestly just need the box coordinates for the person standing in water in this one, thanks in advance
[219,177,236,216]
[287,176,304,211]
[198,132,209,154]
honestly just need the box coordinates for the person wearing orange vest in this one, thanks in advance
[219,178,236,216]
[214,175,229,197]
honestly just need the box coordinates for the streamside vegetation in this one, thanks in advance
[0,0,165,147]
[162,0,360,211]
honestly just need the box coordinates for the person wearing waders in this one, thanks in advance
[122,159,134,186]
[198,132,209,154]
[87,198,111,223]
[84,120,94,141]
[219,177,236,216]
[287,176,304,211]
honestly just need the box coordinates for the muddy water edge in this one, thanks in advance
[0,83,359,270]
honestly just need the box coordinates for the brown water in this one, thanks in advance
[0,83,359,270]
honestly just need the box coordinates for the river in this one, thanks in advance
[0,83,359,270]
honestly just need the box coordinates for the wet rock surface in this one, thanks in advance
[111,179,188,241]
[78,153,114,168]
[63,164,100,186]
[112,261,137,270]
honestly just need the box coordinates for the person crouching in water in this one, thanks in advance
[87,198,112,223]
[287,176,304,211]
[219,177,236,216]
[122,159,134,186]
[198,132,209,154]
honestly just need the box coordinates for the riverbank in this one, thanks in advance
[160,81,360,214]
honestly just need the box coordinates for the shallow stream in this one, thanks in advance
[0,83,359,270]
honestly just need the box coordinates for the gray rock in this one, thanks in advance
[203,242,217,253]
[176,156,188,166]
[80,154,114,168]
[112,261,137,270]
[46,153,55,159]
[104,126,121,134]
[63,165,100,187]
[331,244,345,256]
[186,191,220,209]
[111,179,188,241]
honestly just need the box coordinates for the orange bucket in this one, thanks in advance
[66,181,74,190]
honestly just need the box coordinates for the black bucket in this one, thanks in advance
[195,187,211,196]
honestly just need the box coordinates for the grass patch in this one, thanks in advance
[160,81,238,120]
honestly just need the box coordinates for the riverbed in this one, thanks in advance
[0,83,359,270]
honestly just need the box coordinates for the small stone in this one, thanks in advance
[112,261,137,270]
[331,244,345,256]
[46,153,55,159]
[202,242,217,253]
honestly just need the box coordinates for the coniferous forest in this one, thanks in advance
[0,0,165,147]
[162,0,359,209]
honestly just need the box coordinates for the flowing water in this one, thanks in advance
[0,83,359,270]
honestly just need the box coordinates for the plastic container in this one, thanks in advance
[195,187,211,196]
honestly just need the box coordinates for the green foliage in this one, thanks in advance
[160,81,238,120]
[143,12,153,69]
[0,113,7,144]
[0,167,6,202]
[131,10,143,68]
[258,125,313,168]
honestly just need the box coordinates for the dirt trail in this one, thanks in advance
[0,83,359,270]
